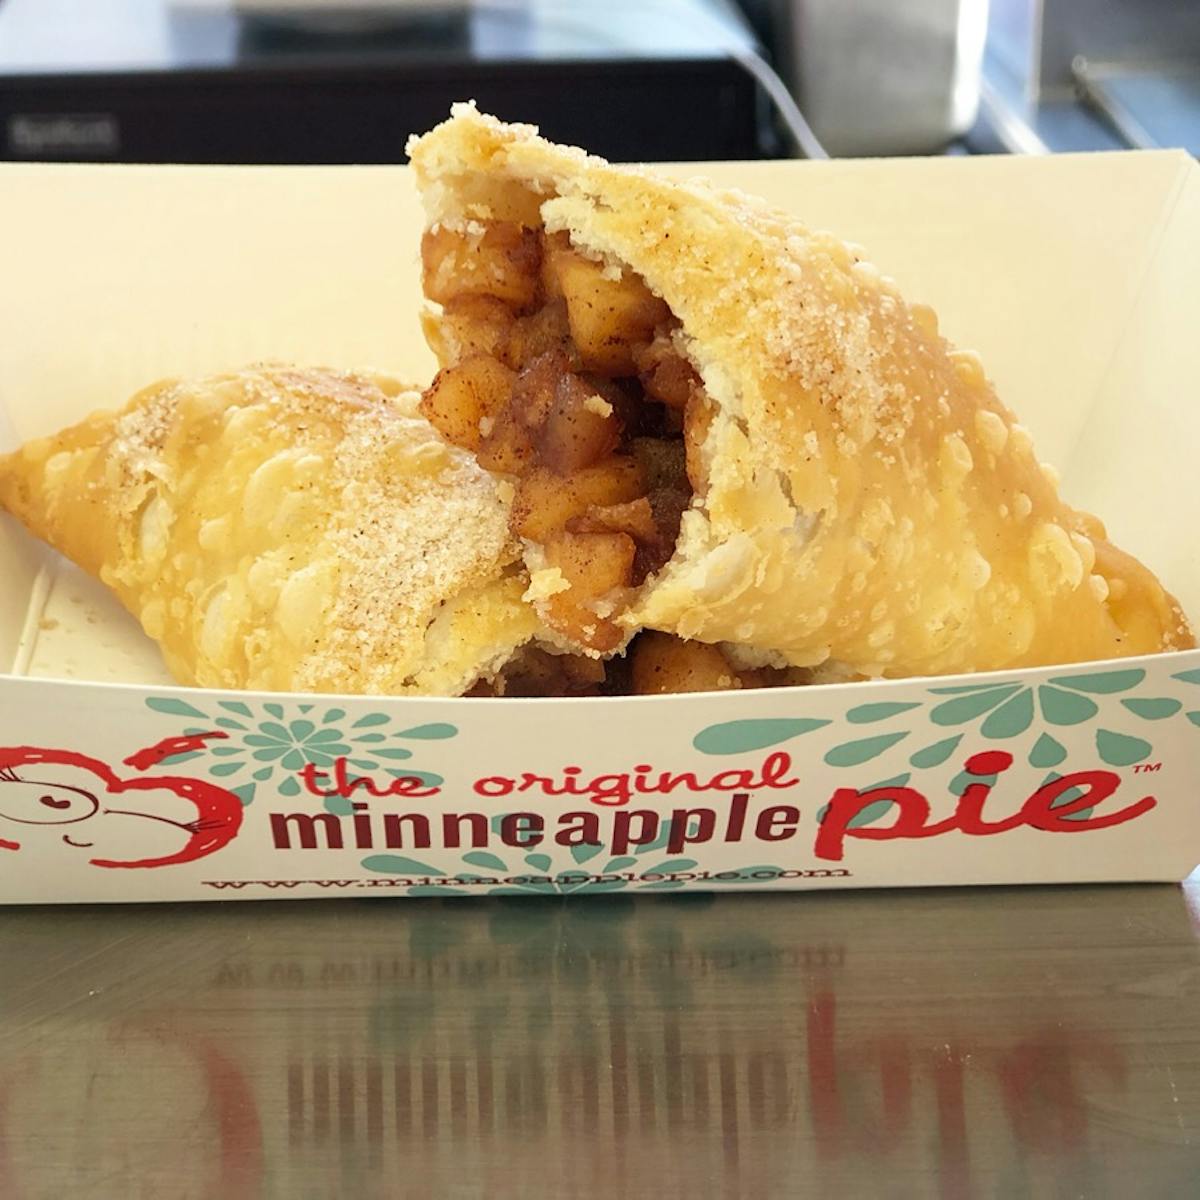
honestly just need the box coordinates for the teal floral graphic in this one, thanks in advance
[143,696,455,812]
[915,669,1164,768]
[694,665,1200,775]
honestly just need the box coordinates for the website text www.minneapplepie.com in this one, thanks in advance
[203,866,853,890]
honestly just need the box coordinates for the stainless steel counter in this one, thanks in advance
[2,885,1199,1197]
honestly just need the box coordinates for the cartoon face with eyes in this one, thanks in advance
[0,766,102,845]
[0,746,243,868]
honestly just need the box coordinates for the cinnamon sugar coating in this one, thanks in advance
[0,366,539,694]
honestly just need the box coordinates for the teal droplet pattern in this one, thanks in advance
[693,718,831,755]
[352,713,390,729]
[146,696,208,719]
[1120,698,1182,720]
[1037,685,1099,726]
[362,855,444,876]
[824,731,910,768]
[395,723,458,740]
[1051,669,1145,694]
[845,701,922,725]
[928,681,1020,695]
[1028,733,1067,768]
[462,851,508,872]
[929,686,1021,726]
[980,689,1035,738]
[1095,729,1152,766]
[908,735,963,769]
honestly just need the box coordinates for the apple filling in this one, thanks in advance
[420,220,711,655]
[467,634,802,698]
[418,218,797,698]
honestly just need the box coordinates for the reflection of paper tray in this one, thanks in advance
[1,889,1198,1196]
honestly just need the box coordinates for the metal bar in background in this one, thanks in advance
[1072,56,1200,156]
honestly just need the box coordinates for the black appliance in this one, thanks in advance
[0,0,768,163]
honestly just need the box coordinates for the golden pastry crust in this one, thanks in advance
[408,104,1193,675]
[0,365,540,694]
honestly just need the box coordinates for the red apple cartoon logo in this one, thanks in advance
[0,742,243,869]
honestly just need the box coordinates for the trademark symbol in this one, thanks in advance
[1134,762,1162,774]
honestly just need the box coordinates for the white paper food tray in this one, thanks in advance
[1,150,1198,902]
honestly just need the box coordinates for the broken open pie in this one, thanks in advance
[408,104,1193,678]
[0,109,1191,700]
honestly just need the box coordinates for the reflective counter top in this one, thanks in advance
[1,884,1199,1197]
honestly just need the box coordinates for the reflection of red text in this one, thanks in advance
[999,1034,1126,1153]
[279,987,1127,1195]
[932,1045,969,1200]
[187,1033,264,1197]
[0,1023,262,1199]
[807,991,914,1159]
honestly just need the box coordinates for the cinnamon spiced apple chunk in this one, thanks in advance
[629,632,748,694]
[419,217,709,655]
[472,632,790,697]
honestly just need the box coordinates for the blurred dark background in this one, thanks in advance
[0,0,1196,163]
